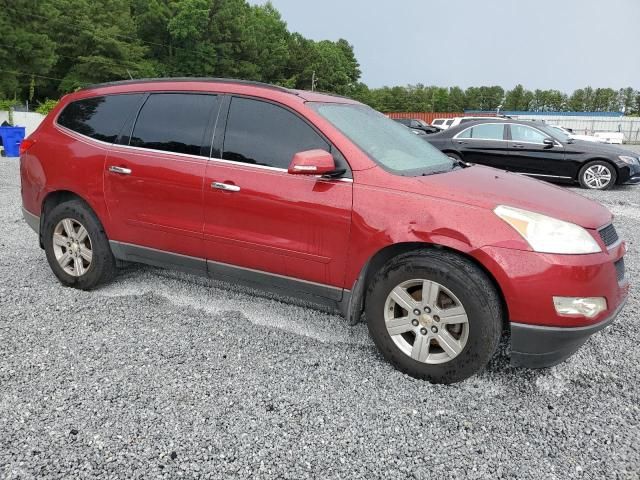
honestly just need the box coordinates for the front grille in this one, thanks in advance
[599,224,619,247]
[614,258,625,283]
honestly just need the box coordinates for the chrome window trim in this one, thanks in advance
[208,157,353,182]
[453,122,507,141]
[55,124,353,181]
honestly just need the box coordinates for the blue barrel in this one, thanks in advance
[0,126,26,157]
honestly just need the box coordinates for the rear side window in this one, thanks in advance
[130,93,219,156]
[433,120,444,125]
[57,94,143,143]
[222,97,330,170]
[457,123,505,140]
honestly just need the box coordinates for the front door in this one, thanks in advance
[506,123,568,178]
[203,96,353,299]
[104,93,220,262]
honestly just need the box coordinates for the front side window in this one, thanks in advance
[510,124,548,144]
[130,93,219,156]
[223,97,330,169]
[457,123,505,140]
[310,103,452,176]
[57,94,144,143]
[433,120,444,125]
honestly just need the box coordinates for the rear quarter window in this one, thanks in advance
[57,94,144,143]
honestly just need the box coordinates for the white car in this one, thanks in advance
[594,131,624,144]
[548,125,605,143]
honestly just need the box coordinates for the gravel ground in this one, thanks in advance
[1,153,638,479]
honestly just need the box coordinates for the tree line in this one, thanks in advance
[0,0,360,104]
[353,84,640,114]
[1,0,638,116]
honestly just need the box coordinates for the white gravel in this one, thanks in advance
[1,154,638,479]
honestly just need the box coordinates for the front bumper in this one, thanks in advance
[621,163,640,185]
[510,299,626,368]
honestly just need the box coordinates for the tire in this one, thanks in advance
[578,160,617,190]
[43,200,116,290]
[365,250,502,384]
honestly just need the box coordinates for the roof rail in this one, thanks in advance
[79,77,294,94]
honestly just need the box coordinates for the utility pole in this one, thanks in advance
[311,71,317,92]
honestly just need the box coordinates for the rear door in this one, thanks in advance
[104,93,220,264]
[453,123,510,168]
[203,96,353,298]
[506,123,568,178]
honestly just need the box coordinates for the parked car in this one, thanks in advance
[20,79,629,383]
[426,119,640,189]
[594,131,625,144]
[392,118,442,134]
[548,124,605,143]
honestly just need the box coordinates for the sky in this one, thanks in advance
[250,0,640,92]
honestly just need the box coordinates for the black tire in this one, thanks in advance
[365,250,502,384]
[578,160,617,190]
[43,200,116,290]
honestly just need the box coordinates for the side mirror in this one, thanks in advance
[543,138,554,148]
[288,149,336,175]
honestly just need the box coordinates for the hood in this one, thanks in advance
[414,165,612,229]
[565,139,637,157]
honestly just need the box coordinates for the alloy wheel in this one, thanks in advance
[583,164,612,189]
[384,279,469,364]
[52,218,93,276]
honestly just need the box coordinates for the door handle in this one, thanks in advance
[211,181,240,192]
[108,166,132,175]
[512,144,525,149]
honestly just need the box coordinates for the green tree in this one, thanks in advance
[448,87,465,112]
[504,84,534,111]
[0,0,57,100]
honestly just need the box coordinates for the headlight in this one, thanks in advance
[494,205,602,254]
[619,155,639,166]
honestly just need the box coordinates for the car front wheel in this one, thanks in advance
[365,250,503,384]
[579,161,617,190]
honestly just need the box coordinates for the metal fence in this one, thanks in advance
[388,112,468,123]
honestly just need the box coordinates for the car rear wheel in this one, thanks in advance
[579,161,616,190]
[43,200,116,290]
[365,250,502,384]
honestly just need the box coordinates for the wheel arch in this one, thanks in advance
[346,242,509,330]
[39,190,101,248]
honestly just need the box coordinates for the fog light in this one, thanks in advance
[553,297,607,318]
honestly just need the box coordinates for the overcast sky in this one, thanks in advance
[250,0,640,92]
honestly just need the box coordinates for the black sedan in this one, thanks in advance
[393,118,442,135]
[426,119,640,190]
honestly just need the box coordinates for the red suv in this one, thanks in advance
[20,79,629,383]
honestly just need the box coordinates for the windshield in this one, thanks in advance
[310,103,453,175]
